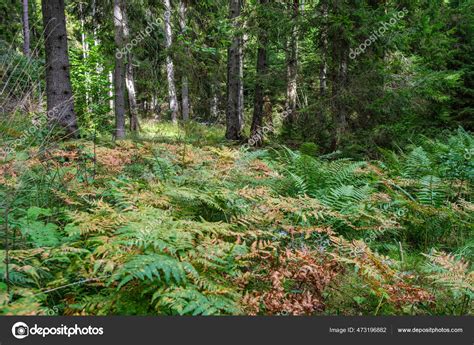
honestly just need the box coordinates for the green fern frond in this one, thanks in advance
[157,287,240,315]
[416,175,447,206]
[114,254,191,288]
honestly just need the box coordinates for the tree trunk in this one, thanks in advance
[250,0,269,146]
[163,0,179,123]
[319,0,328,96]
[210,81,220,119]
[332,51,348,148]
[330,2,349,149]
[152,94,160,120]
[109,71,114,114]
[22,0,30,56]
[181,76,190,121]
[331,32,349,145]
[113,0,126,139]
[79,2,91,111]
[178,0,190,121]
[284,0,298,132]
[92,0,98,45]
[226,0,244,140]
[126,60,139,132]
[238,24,245,129]
[123,3,139,132]
[41,0,78,137]
[79,3,88,60]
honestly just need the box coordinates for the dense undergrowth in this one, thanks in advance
[0,122,472,315]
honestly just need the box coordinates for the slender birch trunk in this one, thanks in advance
[319,0,328,96]
[79,2,91,112]
[210,81,219,119]
[113,0,126,139]
[123,3,139,132]
[284,0,299,132]
[22,0,30,57]
[178,0,190,121]
[163,0,179,123]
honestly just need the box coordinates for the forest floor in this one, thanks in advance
[0,121,472,315]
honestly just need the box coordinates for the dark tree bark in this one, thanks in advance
[22,0,30,56]
[330,2,349,149]
[332,51,348,149]
[333,52,348,146]
[113,0,126,139]
[319,0,328,96]
[250,0,270,146]
[41,0,78,137]
[226,0,244,140]
[238,14,245,130]
[284,0,299,132]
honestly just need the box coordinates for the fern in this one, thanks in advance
[402,146,433,178]
[416,175,447,206]
[322,185,372,212]
[2,127,472,317]
[156,287,240,315]
[423,250,473,296]
[151,155,176,181]
[114,254,193,288]
[287,171,308,196]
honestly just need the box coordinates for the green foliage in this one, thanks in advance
[116,254,191,287]
[423,250,473,315]
[0,40,43,100]
[299,142,319,156]
[0,124,472,316]
[70,39,113,135]
[18,207,61,248]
